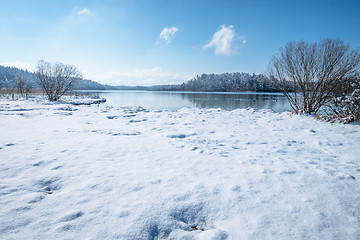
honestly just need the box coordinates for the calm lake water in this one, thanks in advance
[77,90,292,112]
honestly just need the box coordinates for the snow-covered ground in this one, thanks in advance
[1,97,359,240]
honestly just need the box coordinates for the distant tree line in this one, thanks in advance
[151,73,279,92]
[1,65,280,93]
[0,65,37,89]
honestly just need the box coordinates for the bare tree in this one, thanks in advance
[35,60,83,101]
[0,74,4,96]
[268,39,360,114]
[14,74,32,98]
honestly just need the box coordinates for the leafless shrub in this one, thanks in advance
[268,39,360,115]
[0,75,4,97]
[14,74,32,98]
[327,86,360,123]
[35,60,83,101]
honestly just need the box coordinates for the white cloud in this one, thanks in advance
[203,25,237,55]
[77,8,90,15]
[98,67,194,86]
[158,27,179,43]
[0,61,34,71]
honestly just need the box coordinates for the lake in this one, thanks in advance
[76,90,292,112]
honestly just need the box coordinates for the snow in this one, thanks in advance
[1,97,360,239]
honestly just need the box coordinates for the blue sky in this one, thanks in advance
[1,0,360,86]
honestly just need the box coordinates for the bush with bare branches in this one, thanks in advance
[0,83,3,97]
[14,74,32,98]
[35,60,83,101]
[268,39,360,115]
[330,89,360,123]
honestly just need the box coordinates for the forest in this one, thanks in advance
[151,72,279,92]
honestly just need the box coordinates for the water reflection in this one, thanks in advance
[177,92,291,112]
[76,90,292,112]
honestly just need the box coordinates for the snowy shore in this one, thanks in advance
[1,97,359,239]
